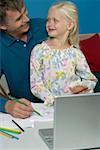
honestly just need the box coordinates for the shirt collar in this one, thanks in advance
[27,28,33,43]
[0,28,32,47]
[1,31,16,47]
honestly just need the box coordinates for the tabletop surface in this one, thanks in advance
[0,121,53,150]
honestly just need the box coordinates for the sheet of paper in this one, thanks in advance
[0,113,34,129]
[0,103,54,129]
[31,103,54,122]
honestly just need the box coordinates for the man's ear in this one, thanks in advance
[0,24,7,30]
[67,21,74,31]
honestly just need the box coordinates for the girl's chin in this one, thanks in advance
[49,36,55,39]
[48,33,55,38]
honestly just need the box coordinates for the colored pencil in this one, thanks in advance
[0,130,12,139]
[10,96,43,116]
[12,120,24,132]
[33,109,43,117]
[0,127,22,134]
[0,84,43,117]
[0,129,19,140]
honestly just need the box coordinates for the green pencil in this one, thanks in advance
[33,109,43,117]
[9,96,43,117]
[0,84,43,117]
[9,96,28,106]
[0,127,22,134]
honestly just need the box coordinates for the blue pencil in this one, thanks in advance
[0,129,19,140]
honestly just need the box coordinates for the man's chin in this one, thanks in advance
[24,25,29,32]
[21,23,30,32]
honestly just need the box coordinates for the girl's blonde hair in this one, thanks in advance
[50,1,79,48]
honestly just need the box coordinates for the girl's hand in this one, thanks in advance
[70,85,90,94]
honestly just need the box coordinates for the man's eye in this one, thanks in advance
[16,16,22,21]
[25,10,28,15]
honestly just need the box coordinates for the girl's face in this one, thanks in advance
[46,7,71,39]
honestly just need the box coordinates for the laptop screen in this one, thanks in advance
[54,93,100,150]
[39,93,100,150]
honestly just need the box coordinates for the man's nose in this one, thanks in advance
[22,15,29,23]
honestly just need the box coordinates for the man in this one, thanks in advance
[0,0,47,118]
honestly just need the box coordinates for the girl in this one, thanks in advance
[30,1,97,105]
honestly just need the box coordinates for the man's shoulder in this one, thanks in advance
[29,18,46,33]
[30,18,46,22]
[29,18,47,42]
[30,18,46,28]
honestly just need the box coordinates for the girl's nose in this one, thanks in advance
[47,20,54,26]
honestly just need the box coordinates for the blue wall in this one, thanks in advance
[24,0,100,34]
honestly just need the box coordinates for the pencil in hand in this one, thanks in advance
[0,83,43,117]
[33,109,43,117]
[10,96,43,116]
[9,96,28,106]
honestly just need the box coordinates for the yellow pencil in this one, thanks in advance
[0,127,22,134]
[0,129,19,140]
[0,130,12,138]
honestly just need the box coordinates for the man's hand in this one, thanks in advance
[70,86,90,94]
[5,98,34,118]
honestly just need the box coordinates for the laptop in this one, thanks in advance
[39,93,100,150]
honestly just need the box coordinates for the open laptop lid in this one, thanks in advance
[54,93,100,150]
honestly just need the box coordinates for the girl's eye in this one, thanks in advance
[46,18,50,23]
[46,18,59,23]
[54,18,59,23]
[46,18,49,22]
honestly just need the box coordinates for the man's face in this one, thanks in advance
[3,7,29,38]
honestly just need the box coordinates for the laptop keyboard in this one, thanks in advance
[39,129,100,150]
[39,128,54,150]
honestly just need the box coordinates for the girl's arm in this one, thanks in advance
[75,49,97,91]
[30,45,54,105]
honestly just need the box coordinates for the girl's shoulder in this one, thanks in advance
[33,41,45,49]
[69,46,85,58]
[71,46,83,53]
[31,41,51,58]
[34,41,51,50]
[68,45,80,53]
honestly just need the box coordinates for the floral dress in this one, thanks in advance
[30,41,97,105]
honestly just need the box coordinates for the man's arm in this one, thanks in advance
[5,98,34,118]
[0,97,7,112]
[0,78,34,118]
[0,75,9,112]
[0,75,7,112]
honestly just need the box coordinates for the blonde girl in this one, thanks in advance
[30,1,97,105]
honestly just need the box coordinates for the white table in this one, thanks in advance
[0,121,53,150]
